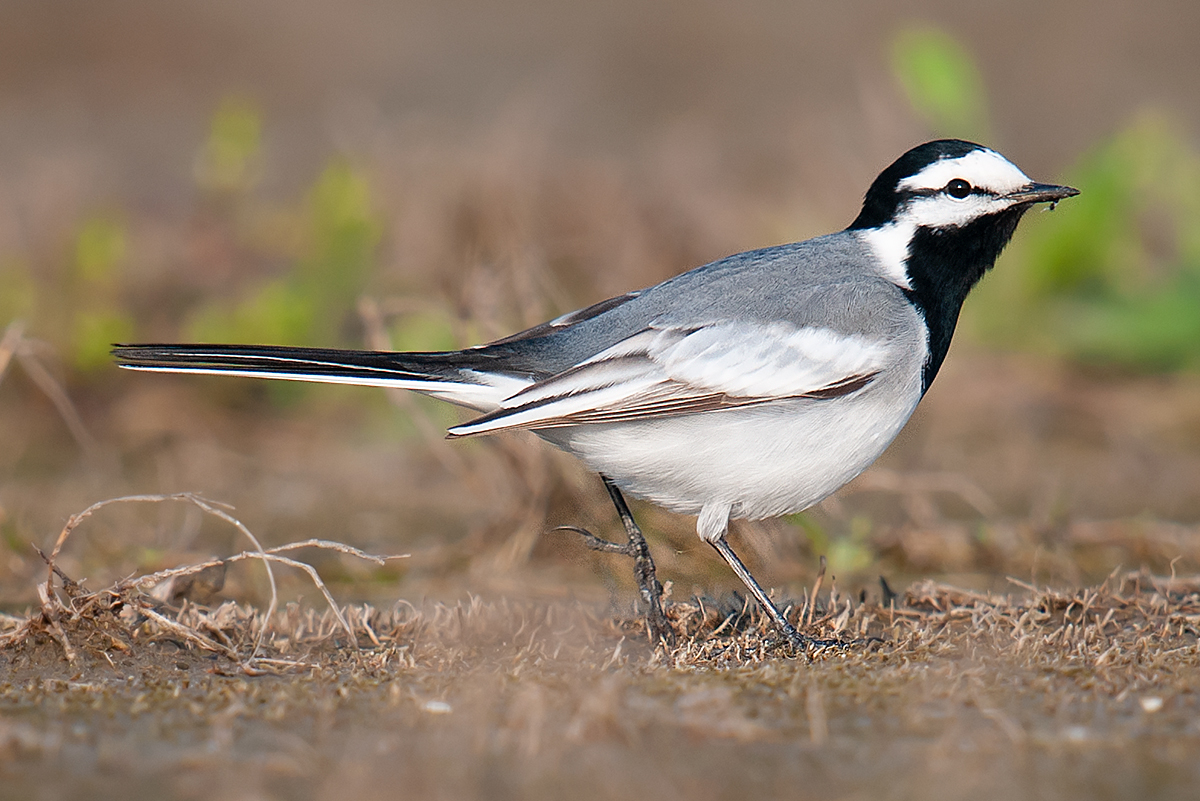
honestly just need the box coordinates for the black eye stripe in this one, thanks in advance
[905,184,998,199]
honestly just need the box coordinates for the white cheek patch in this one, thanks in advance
[898,149,1031,195]
[905,193,1015,228]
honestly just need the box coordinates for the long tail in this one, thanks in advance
[112,343,530,411]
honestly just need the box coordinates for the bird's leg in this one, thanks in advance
[601,477,673,645]
[707,534,826,649]
[556,476,674,645]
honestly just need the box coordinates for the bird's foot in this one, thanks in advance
[555,523,675,647]
[779,628,864,652]
[752,607,847,653]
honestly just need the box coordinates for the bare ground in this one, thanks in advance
[1,554,1199,801]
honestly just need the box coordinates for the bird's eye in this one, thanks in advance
[945,179,972,199]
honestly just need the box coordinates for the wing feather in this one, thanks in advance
[448,322,888,437]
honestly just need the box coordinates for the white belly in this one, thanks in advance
[538,373,923,521]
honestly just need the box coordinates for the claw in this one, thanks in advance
[553,525,635,556]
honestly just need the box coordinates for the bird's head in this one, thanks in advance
[850,139,1078,233]
[849,139,1079,391]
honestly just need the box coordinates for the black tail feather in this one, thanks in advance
[112,343,471,383]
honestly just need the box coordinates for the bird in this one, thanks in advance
[113,139,1078,648]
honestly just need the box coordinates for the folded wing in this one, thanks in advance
[448,322,888,437]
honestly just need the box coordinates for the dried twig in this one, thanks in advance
[36,492,406,666]
[0,321,101,460]
[40,493,278,660]
[262,538,401,564]
[36,581,77,662]
[805,555,827,628]
[0,320,23,385]
[357,295,471,479]
[136,603,240,659]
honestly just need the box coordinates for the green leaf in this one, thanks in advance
[301,160,381,306]
[195,97,263,193]
[968,114,1200,371]
[390,308,459,353]
[74,215,127,284]
[73,310,135,372]
[0,260,37,322]
[186,279,317,347]
[891,26,989,140]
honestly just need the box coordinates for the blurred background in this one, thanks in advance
[1,0,1199,610]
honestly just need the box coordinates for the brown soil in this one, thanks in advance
[2,573,1198,801]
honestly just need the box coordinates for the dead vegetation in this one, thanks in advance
[1,535,1198,800]
[4,528,1196,681]
[2,492,1196,686]
[0,493,407,674]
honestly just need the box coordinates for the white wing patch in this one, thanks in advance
[447,322,888,437]
[652,323,884,396]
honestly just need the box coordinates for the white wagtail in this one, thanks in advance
[114,139,1078,647]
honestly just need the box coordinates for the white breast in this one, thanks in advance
[538,352,925,520]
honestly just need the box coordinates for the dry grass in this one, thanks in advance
[1,493,406,672]
[1,549,1198,800]
[6,540,1196,680]
[6,418,1195,800]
